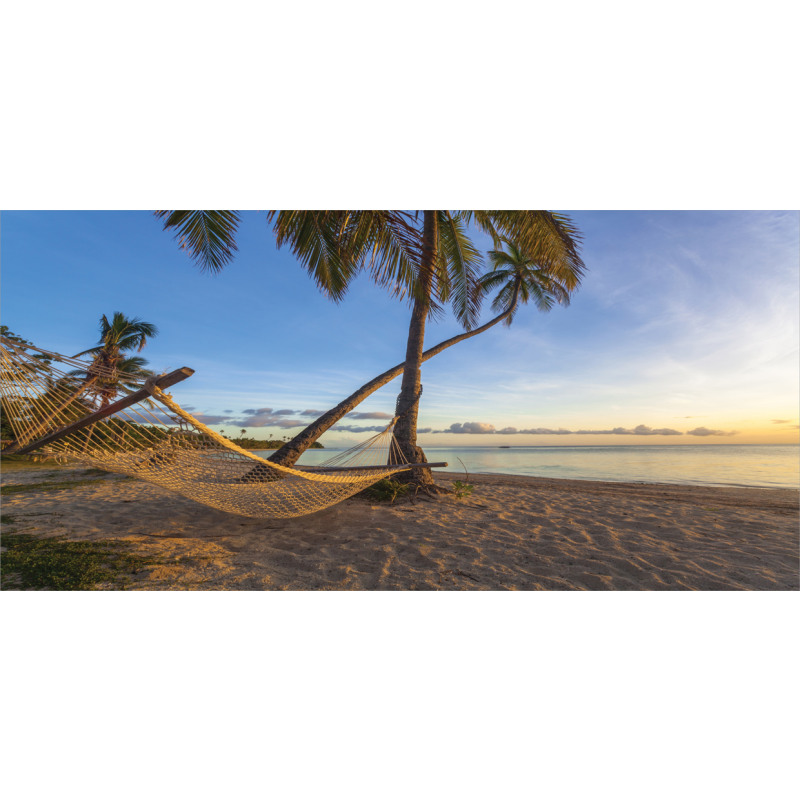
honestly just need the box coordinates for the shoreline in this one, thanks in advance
[454,470,799,491]
[2,466,797,591]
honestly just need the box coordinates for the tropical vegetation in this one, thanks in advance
[72,312,158,408]
[157,211,585,485]
[1,315,158,453]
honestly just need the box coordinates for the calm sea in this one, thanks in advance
[255,444,800,490]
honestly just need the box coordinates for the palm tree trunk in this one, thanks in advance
[266,283,521,468]
[390,210,438,485]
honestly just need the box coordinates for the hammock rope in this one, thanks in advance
[0,336,442,518]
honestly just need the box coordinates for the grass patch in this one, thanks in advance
[0,454,66,471]
[0,478,111,496]
[1,532,160,590]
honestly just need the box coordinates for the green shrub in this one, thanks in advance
[451,479,474,499]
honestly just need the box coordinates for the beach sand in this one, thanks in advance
[1,466,797,590]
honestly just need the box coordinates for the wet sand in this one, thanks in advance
[1,466,797,590]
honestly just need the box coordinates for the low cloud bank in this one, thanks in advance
[685,427,738,437]
[435,422,738,437]
[330,424,389,434]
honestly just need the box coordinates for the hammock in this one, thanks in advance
[0,336,445,518]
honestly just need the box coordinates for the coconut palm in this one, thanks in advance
[73,312,158,408]
[1,316,158,450]
[0,327,55,447]
[266,238,579,467]
[158,211,584,484]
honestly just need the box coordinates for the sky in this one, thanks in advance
[1,210,798,448]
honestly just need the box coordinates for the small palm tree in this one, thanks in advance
[479,239,572,324]
[73,313,158,408]
[3,315,158,449]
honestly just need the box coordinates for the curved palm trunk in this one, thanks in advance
[267,284,522,468]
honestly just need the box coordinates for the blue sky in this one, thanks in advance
[2,210,797,447]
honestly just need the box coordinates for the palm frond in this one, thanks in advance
[478,211,585,289]
[477,267,513,294]
[341,211,423,300]
[268,211,364,302]
[156,210,240,274]
[489,281,522,325]
[437,211,484,329]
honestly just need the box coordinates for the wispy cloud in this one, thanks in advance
[347,411,395,420]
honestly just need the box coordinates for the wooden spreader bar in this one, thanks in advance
[10,367,195,456]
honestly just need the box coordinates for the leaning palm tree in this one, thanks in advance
[158,211,584,485]
[264,238,579,467]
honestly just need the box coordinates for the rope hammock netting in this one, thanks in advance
[0,336,443,518]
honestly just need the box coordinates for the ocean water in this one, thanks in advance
[256,444,800,490]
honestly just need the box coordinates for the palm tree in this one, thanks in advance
[73,312,158,408]
[158,211,584,484]
[1,327,55,449]
[266,238,579,467]
[1,315,158,451]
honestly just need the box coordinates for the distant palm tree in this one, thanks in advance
[73,312,158,408]
[3,314,158,450]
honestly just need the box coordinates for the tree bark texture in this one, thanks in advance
[391,210,438,485]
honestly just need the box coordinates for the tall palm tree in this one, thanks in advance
[158,211,584,483]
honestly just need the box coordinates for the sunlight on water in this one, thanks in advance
[253,444,800,489]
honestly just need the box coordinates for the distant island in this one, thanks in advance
[231,437,324,451]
